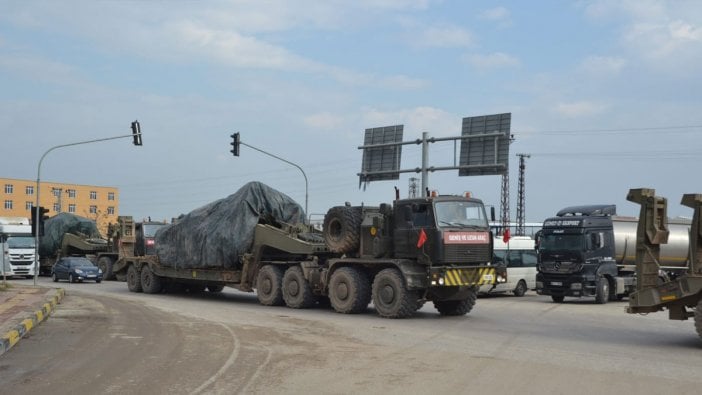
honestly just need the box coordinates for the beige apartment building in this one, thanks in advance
[0,177,118,236]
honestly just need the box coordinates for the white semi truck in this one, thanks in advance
[0,217,36,278]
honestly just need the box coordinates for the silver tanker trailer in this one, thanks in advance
[535,204,690,304]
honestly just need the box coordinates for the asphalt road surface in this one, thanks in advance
[2,277,702,394]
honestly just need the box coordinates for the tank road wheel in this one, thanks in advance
[513,280,528,297]
[551,295,565,303]
[433,289,477,316]
[256,265,285,306]
[323,206,362,254]
[207,284,225,293]
[372,268,418,318]
[282,266,316,309]
[329,267,371,314]
[695,300,702,341]
[97,256,115,281]
[595,277,609,304]
[127,265,143,293]
[140,266,163,294]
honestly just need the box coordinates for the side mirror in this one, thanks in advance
[590,233,602,249]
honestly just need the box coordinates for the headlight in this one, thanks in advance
[438,277,445,285]
[75,269,84,274]
[570,283,582,290]
[98,269,103,274]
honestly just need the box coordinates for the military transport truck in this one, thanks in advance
[536,205,689,303]
[113,193,499,318]
[626,188,702,341]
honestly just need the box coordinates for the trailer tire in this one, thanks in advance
[257,265,285,306]
[97,256,115,281]
[513,280,527,297]
[323,206,362,254]
[551,295,565,303]
[695,300,702,341]
[141,266,163,294]
[433,289,477,316]
[282,266,316,309]
[595,277,609,304]
[372,268,418,318]
[207,284,225,293]
[329,267,370,314]
[127,265,143,293]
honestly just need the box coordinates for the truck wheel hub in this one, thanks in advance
[379,285,395,304]
[288,281,299,296]
[336,283,348,299]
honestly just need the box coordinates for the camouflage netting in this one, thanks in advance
[39,213,101,257]
[155,181,305,269]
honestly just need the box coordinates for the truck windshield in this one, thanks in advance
[434,201,488,228]
[540,234,584,251]
[143,224,165,237]
[7,236,35,248]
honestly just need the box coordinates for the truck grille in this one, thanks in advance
[444,244,491,264]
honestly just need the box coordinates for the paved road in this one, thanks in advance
[2,277,702,394]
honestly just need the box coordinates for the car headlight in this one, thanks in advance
[75,269,84,274]
[98,269,103,274]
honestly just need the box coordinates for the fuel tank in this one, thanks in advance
[613,216,691,267]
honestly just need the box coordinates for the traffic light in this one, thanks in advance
[31,206,50,237]
[230,133,240,156]
[131,120,142,146]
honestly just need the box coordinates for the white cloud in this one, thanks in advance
[462,52,520,70]
[579,56,626,74]
[554,101,607,118]
[414,26,473,48]
[479,7,512,27]
[303,112,345,130]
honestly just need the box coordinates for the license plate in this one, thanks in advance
[482,274,494,282]
[551,281,562,286]
[87,275,96,278]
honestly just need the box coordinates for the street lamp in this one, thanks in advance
[33,121,143,285]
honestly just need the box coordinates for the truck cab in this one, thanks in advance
[0,217,36,278]
[134,220,167,256]
[536,205,624,303]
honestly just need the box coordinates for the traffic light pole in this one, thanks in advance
[33,128,142,286]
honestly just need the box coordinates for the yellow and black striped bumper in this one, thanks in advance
[430,267,496,287]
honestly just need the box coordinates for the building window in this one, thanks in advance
[52,188,62,197]
[4,200,12,210]
[4,184,13,194]
[89,205,97,214]
[108,192,115,201]
[25,201,33,211]
[68,204,76,213]
[26,186,34,195]
[90,191,97,200]
[53,203,61,213]
[107,206,115,215]
[67,189,76,198]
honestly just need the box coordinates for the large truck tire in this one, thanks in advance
[695,299,702,341]
[595,277,609,304]
[282,266,316,309]
[323,206,363,254]
[207,284,225,293]
[97,256,115,281]
[551,295,565,303]
[127,265,143,293]
[433,289,477,316]
[141,266,163,294]
[256,265,285,306]
[372,268,418,318]
[329,267,371,314]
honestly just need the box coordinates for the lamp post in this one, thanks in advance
[33,122,142,285]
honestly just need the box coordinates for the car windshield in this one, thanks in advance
[6,236,35,248]
[70,260,95,268]
[143,224,165,237]
[434,201,488,228]
[540,234,584,252]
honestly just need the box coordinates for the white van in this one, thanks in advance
[479,236,537,296]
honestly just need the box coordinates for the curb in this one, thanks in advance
[0,288,65,357]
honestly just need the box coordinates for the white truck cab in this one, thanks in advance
[0,217,37,278]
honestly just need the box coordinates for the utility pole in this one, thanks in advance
[516,153,530,236]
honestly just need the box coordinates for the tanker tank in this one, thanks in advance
[613,216,691,268]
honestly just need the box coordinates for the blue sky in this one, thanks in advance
[1,0,701,223]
